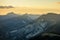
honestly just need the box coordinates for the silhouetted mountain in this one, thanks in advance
[0,12,60,40]
[38,13,60,34]
[29,13,60,40]
[0,12,39,21]
[0,12,40,40]
[0,12,39,28]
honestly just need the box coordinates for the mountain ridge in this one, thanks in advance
[0,12,60,40]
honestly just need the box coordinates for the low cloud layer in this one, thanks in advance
[56,2,60,4]
[0,6,14,9]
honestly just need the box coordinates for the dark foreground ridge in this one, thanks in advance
[0,12,60,40]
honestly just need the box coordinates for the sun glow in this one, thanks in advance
[0,0,60,15]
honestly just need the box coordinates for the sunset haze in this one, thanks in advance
[0,0,60,15]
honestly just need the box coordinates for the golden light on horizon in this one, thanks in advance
[0,7,60,15]
[0,0,60,15]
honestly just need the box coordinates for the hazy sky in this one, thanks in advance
[0,0,60,8]
[0,0,60,15]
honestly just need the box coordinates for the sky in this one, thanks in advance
[0,0,60,15]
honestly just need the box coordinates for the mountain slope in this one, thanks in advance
[0,12,60,40]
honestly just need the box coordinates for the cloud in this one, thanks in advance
[56,2,60,4]
[0,6,14,9]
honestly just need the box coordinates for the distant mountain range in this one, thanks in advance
[40,13,60,34]
[0,12,60,40]
[0,12,39,29]
[30,13,60,40]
